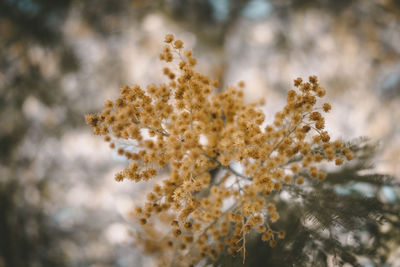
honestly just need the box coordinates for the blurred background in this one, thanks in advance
[1,0,400,266]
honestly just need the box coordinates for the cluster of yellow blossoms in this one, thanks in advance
[86,34,354,266]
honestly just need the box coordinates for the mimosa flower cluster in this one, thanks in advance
[86,34,353,266]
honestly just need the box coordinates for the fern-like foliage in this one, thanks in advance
[213,139,400,266]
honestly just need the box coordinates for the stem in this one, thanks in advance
[201,152,251,180]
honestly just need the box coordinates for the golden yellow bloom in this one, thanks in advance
[296,176,305,185]
[278,231,286,239]
[86,34,355,266]
[164,34,174,43]
[323,103,331,112]
[294,77,303,87]
[335,158,344,166]
[173,40,184,49]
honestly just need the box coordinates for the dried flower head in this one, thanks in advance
[86,34,354,266]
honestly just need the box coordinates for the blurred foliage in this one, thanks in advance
[1,1,72,265]
[0,0,137,265]
[1,0,400,266]
[0,0,74,163]
[157,0,251,45]
[0,179,68,267]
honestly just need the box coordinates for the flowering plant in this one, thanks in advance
[86,34,354,266]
